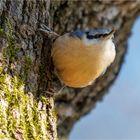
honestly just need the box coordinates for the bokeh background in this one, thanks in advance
[70,17,140,140]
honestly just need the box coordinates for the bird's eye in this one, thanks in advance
[93,34,102,38]
[94,34,99,38]
[102,33,108,37]
[87,34,102,39]
[87,34,94,39]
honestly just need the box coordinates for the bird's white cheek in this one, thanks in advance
[104,40,116,64]
[110,44,116,62]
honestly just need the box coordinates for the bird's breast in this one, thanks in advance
[51,35,115,88]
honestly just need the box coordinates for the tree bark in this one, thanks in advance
[0,0,140,140]
[0,0,57,139]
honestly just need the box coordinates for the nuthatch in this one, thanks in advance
[39,26,116,88]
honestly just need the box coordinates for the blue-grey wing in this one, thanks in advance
[88,28,112,36]
[69,30,85,39]
[69,28,113,39]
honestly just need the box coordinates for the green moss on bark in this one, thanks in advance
[0,73,50,139]
[0,20,57,139]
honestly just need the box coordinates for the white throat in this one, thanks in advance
[100,39,116,65]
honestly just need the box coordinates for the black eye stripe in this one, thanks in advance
[102,33,108,37]
[94,34,102,38]
[87,34,94,39]
[87,34,102,39]
[86,33,109,39]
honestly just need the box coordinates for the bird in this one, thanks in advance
[39,25,116,88]
[51,28,116,88]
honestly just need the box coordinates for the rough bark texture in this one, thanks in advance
[0,0,57,139]
[0,0,140,140]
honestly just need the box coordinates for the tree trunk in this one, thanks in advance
[0,0,140,140]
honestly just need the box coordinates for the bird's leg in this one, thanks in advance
[38,24,59,38]
[57,85,66,95]
[45,85,66,96]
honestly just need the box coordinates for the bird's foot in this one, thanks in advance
[45,88,58,96]
[38,24,59,38]
[44,85,66,96]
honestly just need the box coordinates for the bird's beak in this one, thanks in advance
[104,29,116,39]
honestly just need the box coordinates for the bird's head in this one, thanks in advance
[70,28,115,48]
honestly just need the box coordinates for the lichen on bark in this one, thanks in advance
[0,3,57,139]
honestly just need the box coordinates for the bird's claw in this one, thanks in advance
[40,24,52,32]
[44,88,57,96]
[38,24,59,38]
[43,86,66,96]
